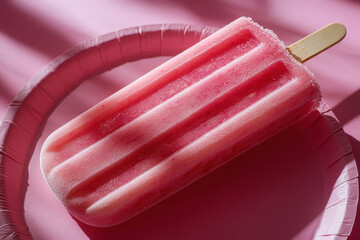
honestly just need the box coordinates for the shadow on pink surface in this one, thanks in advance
[0,1,131,120]
[0,74,16,104]
[0,1,74,57]
[333,89,360,127]
[134,0,267,21]
[134,0,306,43]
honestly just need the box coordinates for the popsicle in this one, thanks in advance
[40,17,344,227]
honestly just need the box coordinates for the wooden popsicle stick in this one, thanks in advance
[286,23,346,63]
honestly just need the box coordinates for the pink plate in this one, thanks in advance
[0,24,358,240]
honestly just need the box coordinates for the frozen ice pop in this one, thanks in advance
[41,17,325,227]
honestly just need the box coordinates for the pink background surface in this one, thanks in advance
[1,0,359,239]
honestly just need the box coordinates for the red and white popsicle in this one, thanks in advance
[40,17,346,227]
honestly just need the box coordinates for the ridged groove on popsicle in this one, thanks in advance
[47,43,269,198]
[49,40,296,197]
[64,60,290,208]
[43,29,260,173]
[60,64,303,213]
[84,75,319,220]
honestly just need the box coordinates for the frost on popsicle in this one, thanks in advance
[40,17,341,227]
